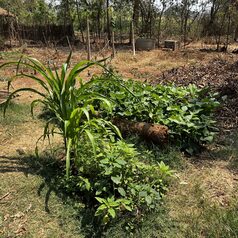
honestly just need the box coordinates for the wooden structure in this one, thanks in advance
[0,7,74,45]
[164,40,180,51]
[0,7,16,40]
[17,24,74,43]
[135,38,155,51]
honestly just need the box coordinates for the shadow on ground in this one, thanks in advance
[0,153,104,238]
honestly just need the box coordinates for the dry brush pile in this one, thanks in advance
[155,58,238,131]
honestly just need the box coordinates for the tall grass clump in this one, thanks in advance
[1,53,121,176]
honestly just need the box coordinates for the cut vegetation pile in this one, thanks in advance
[156,59,238,131]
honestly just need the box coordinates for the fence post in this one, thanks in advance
[86,16,91,61]
[131,21,136,56]
[112,31,115,58]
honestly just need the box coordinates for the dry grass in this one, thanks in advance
[0,103,82,238]
[0,7,15,17]
[0,45,230,104]
[164,162,238,237]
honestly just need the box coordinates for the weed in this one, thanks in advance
[1,53,121,178]
[60,139,173,225]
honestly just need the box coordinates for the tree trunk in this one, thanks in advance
[97,3,102,39]
[131,21,136,56]
[86,17,91,61]
[112,118,168,145]
[75,0,85,43]
[235,26,238,41]
[120,1,123,44]
[157,13,163,47]
[133,0,140,29]
[106,0,111,43]
[112,31,115,58]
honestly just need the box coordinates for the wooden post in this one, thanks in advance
[86,16,91,61]
[106,0,111,43]
[66,35,72,51]
[112,31,115,58]
[131,21,136,56]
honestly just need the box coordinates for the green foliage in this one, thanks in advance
[1,53,121,178]
[61,139,173,225]
[88,77,219,154]
[0,0,56,25]
[1,55,173,227]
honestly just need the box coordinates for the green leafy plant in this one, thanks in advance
[95,196,132,224]
[87,77,220,154]
[1,55,173,227]
[61,139,173,225]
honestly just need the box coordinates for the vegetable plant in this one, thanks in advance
[87,77,220,154]
[0,55,174,227]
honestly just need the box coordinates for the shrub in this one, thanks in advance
[61,139,173,225]
[87,77,220,154]
[1,54,121,177]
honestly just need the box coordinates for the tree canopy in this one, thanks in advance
[0,0,237,48]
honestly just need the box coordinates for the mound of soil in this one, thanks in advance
[155,59,238,131]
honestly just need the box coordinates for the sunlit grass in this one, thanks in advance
[0,102,238,237]
[0,103,30,126]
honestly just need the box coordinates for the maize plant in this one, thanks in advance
[1,53,121,178]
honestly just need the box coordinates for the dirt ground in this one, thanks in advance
[0,45,238,237]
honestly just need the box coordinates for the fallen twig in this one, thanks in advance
[0,192,11,201]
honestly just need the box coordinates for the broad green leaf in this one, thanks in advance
[116,159,127,166]
[118,187,126,196]
[111,176,121,185]
[145,195,152,205]
[124,205,132,211]
[96,204,107,211]
[84,129,96,156]
[139,191,147,197]
[95,197,105,204]
[108,208,116,218]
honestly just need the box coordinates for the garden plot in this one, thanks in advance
[0,46,238,237]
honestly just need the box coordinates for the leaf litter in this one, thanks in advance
[154,58,238,132]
